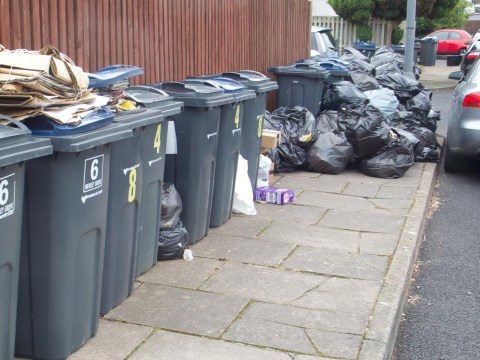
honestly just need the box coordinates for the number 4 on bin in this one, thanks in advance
[154,124,161,154]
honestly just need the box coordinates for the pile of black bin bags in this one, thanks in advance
[158,183,190,260]
[266,46,440,179]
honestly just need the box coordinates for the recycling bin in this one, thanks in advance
[353,41,377,59]
[296,58,351,84]
[185,77,256,227]
[269,63,330,116]
[221,71,278,191]
[419,37,438,66]
[390,43,421,64]
[0,120,51,360]
[155,82,232,243]
[99,86,183,313]
[15,111,131,360]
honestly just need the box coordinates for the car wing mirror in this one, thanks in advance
[449,70,464,81]
[447,55,463,66]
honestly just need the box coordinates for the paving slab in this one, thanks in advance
[255,202,328,226]
[105,283,248,337]
[376,186,417,199]
[343,182,380,198]
[69,320,153,360]
[137,257,224,289]
[360,232,399,256]
[223,316,316,354]
[319,209,405,234]
[130,330,292,360]
[283,246,389,281]
[294,356,334,360]
[209,214,272,238]
[358,340,388,360]
[275,175,348,194]
[296,191,377,211]
[259,222,359,252]
[200,262,325,303]
[193,234,296,266]
[306,329,363,359]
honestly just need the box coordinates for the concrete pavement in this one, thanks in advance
[63,160,438,360]
[419,62,458,90]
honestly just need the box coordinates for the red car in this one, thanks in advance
[424,29,472,55]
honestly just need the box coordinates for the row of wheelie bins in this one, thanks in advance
[0,69,277,360]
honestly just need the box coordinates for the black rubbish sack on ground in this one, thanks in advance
[349,68,379,92]
[268,141,308,173]
[404,90,432,114]
[264,106,317,146]
[322,81,368,111]
[160,183,182,230]
[344,57,375,73]
[315,111,339,132]
[406,127,439,162]
[338,104,391,158]
[371,49,404,68]
[360,129,415,178]
[374,62,403,77]
[342,47,369,62]
[158,220,190,261]
[306,130,354,174]
[376,73,424,100]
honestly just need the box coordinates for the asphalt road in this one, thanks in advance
[393,90,480,359]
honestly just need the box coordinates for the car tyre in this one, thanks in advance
[444,142,474,173]
[459,48,467,55]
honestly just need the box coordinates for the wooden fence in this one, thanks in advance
[312,16,394,50]
[0,0,310,93]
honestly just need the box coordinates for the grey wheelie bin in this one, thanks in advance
[15,110,131,360]
[221,71,278,191]
[155,82,232,243]
[419,38,438,66]
[0,120,51,360]
[296,58,351,84]
[100,86,182,314]
[269,63,330,117]
[184,77,256,227]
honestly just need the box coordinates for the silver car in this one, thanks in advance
[446,58,480,172]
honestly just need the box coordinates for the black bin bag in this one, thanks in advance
[376,73,424,100]
[322,81,367,111]
[360,129,415,178]
[338,104,391,158]
[306,131,354,174]
[264,107,316,146]
[158,221,190,261]
[268,141,307,173]
[160,184,182,230]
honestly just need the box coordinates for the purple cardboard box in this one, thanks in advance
[255,186,295,205]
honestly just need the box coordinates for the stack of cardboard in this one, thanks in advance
[0,45,107,125]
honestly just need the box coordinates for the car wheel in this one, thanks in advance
[459,48,467,55]
[444,143,474,173]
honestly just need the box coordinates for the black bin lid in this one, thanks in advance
[154,82,234,108]
[222,70,278,93]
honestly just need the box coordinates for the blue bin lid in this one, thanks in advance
[353,41,377,50]
[0,118,52,167]
[154,82,234,108]
[88,65,145,89]
[24,107,115,137]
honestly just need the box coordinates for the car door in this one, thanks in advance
[448,31,463,54]
[434,31,450,54]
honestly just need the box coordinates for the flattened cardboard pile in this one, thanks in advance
[0,45,107,125]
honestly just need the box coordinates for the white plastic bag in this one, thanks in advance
[232,155,257,215]
[256,154,272,188]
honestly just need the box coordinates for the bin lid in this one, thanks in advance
[269,63,332,79]
[124,86,184,117]
[88,65,145,89]
[353,41,377,50]
[154,82,234,108]
[0,118,52,167]
[23,108,131,152]
[221,70,278,93]
[184,78,256,102]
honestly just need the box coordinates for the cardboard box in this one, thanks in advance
[261,129,281,150]
[255,186,295,205]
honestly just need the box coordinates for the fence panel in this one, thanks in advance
[0,0,310,100]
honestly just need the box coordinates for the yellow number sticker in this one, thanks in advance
[257,115,263,138]
[154,125,161,154]
[234,105,240,128]
[128,168,137,203]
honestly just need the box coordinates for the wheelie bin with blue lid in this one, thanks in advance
[184,77,256,227]
[220,71,278,191]
[154,82,233,243]
[15,110,132,360]
[353,41,377,59]
[296,59,351,84]
[0,119,52,360]
[269,63,330,116]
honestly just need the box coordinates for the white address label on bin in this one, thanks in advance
[0,173,15,220]
[82,155,104,204]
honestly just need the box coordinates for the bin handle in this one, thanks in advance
[295,63,314,69]
[0,116,30,132]
[126,85,170,97]
[238,70,269,78]
[95,64,144,72]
